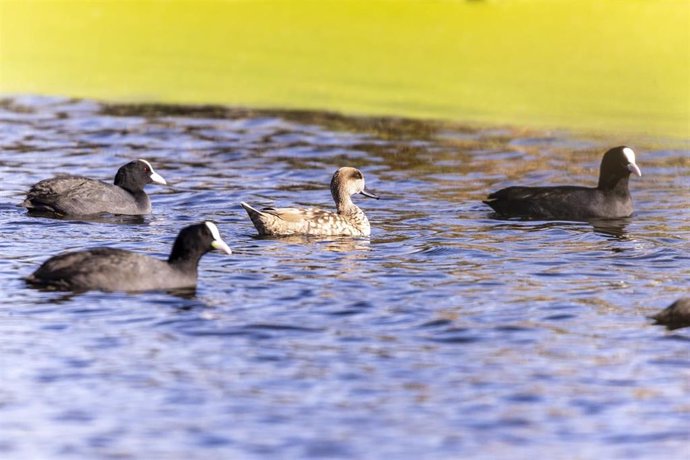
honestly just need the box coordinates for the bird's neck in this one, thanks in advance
[333,191,357,214]
[598,175,630,195]
[130,190,150,205]
[167,246,203,274]
[115,180,145,195]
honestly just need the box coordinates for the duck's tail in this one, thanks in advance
[240,202,272,235]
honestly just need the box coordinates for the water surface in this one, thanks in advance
[0,96,689,459]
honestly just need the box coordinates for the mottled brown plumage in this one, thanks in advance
[242,167,379,236]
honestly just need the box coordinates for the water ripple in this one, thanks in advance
[0,97,688,459]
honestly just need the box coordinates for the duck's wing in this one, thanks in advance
[241,202,344,236]
[260,206,334,223]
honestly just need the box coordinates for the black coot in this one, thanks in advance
[650,298,690,330]
[23,159,167,216]
[26,222,232,292]
[484,146,641,220]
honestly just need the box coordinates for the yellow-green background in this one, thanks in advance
[1,0,688,139]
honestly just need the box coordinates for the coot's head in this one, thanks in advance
[114,159,167,192]
[168,221,232,267]
[598,146,641,189]
[330,167,379,201]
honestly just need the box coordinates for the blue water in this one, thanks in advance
[0,95,688,459]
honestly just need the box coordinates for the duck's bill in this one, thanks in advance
[361,189,380,199]
[150,171,167,185]
[627,163,642,177]
[211,239,233,255]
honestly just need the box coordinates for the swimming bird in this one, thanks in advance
[26,222,232,292]
[650,298,690,330]
[22,159,167,216]
[484,146,641,220]
[241,167,379,236]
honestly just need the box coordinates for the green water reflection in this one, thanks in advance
[0,0,688,139]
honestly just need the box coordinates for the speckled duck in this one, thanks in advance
[241,167,379,237]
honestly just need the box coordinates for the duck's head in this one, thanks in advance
[331,167,379,201]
